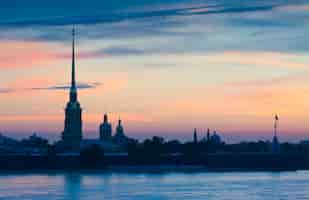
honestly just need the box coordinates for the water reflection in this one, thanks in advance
[64,173,82,200]
[1,171,309,200]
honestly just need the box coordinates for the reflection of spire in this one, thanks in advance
[65,174,81,200]
[70,27,77,102]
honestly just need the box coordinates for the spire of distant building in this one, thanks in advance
[193,128,198,144]
[116,119,124,136]
[207,128,210,142]
[274,114,279,137]
[114,118,128,145]
[62,27,83,146]
[272,114,280,153]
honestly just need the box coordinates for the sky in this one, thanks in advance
[0,0,309,143]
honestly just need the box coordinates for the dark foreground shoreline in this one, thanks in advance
[0,153,307,172]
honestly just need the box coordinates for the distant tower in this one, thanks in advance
[99,113,112,141]
[193,128,198,144]
[62,28,83,145]
[207,128,210,142]
[211,130,221,145]
[114,119,127,145]
[272,114,280,153]
[115,119,125,138]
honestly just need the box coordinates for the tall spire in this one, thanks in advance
[70,27,77,102]
[62,26,83,145]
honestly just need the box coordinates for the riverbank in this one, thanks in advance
[0,153,307,172]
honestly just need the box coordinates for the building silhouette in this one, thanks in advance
[99,114,112,141]
[272,114,280,153]
[193,128,198,144]
[207,128,211,142]
[62,28,83,145]
[210,130,222,145]
[113,119,128,145]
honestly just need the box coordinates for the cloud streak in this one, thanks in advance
[0,0,307,54]
[0,82,102,94]
[0,3,277,27]
[32,82,102,90]
[0,0,287,44]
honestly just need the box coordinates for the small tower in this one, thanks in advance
[272,114,280,153]
[193,128,198,144]
[114,118,128,145]
[206,128,210,142]
[211,130,221,145]
[99,113,112,141]
[115,119,124,137]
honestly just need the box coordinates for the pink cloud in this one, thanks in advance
[0,40,105,70]
[0,40,58,69]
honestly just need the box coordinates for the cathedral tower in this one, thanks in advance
[62,28,83,145]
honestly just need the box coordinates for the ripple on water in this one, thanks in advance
[0,171,309,200]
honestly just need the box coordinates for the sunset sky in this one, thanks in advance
[1,0,309,142]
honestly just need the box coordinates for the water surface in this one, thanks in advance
[0,171,309,200]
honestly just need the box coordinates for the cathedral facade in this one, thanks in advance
[59,29,132,151]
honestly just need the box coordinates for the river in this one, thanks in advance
[0,171,309,199]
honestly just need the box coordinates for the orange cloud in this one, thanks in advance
[153,73,309,136]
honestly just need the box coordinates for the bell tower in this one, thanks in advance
[62,28,83,145]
